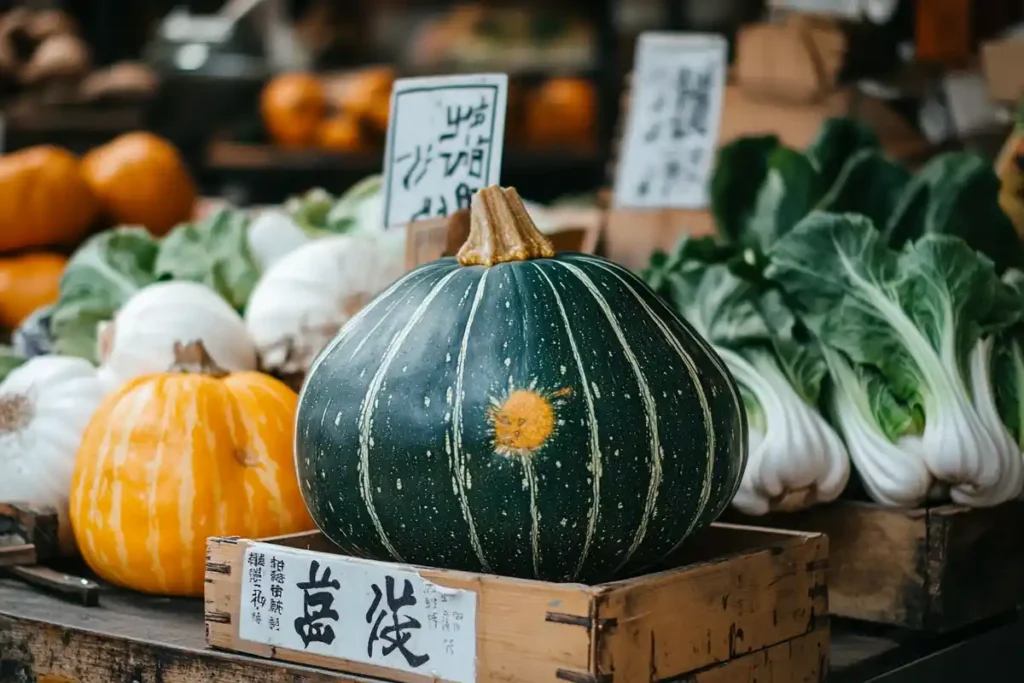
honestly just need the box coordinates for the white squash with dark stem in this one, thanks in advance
[97,281,258,390]
[0,355,108,553]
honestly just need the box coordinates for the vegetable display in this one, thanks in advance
[645,117,1024,510]
[70,341,313,597]
[295,186,745,583]
[245,233,404,377]
[96,281,258,390]
[0,355,108,553]
[0,252,66,329]
[0,145,98,253]
[81,131,198,236]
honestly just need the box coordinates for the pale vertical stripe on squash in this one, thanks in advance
[532,263,603,580]
[582,258,718,539]
[357,269,463,561]
[554,261,663,570]
[452,269,492,572]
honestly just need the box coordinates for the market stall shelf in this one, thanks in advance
[204,524,829,683]
[726,501,1024,631]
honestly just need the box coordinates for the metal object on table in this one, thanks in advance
[0,503,100,607]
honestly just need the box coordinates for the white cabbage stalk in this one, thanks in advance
[247,209,312,271]
[958,337,1024,506]
[825,349,933,507]
[721,347,850,515]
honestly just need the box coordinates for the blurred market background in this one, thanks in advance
[0,0,1020,208]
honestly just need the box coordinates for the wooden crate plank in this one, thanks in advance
[924,504,1024,630]
[725,501,1024,631]
[595,529,828,680]
[205,535,594,683]
[208,524,827,682]
[687,625,829,683]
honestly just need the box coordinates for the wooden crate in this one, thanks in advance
[726,501,1024,631]
[206,523,829,683]
[600,208,716,271]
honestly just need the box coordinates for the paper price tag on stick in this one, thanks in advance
[613,32,728,210]
[382,73,509,229]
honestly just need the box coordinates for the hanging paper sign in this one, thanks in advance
[382,73,509,229]
[613,32,728,210]
[238,543,478,683]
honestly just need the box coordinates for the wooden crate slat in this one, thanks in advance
[205,523,828,682]
[725,500,1024,631]
[596,530,827,680]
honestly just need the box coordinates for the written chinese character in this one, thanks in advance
[248,565,263,584]
[293,560,341,648]
[247,552,266,568]
[271,557,286,573]
[366,575,429,668]
[269,616,280,631]
[271,583,284,599]
[250,589,266,609]
[440,98,489,142]
[397,144,434,190]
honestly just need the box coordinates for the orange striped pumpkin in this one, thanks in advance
[69,341,313,596]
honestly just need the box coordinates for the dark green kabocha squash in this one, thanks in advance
[295,186,746,583]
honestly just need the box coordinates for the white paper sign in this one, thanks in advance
[238,544,477,683]
[767,0,862,19]
[382,73,509,229]
[613,32,728,210]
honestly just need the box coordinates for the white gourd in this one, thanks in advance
[0,356,108,553]
[245,232,405,376]
[98,281,257,390]
[247,209,312,271]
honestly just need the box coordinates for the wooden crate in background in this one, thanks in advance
[726,500,1024,631]
[206,523,829,683]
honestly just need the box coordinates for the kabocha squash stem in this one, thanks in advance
[169,340,229,378]
[457,186,555,267]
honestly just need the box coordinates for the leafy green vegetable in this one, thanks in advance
[652,237,849,515]
[287,188,339,235]
[805,117,880,193]
[710,135,780,244]
[884,152,1024,273]
[326,174,383,234]
[50,227,160,361]
[156,209,259,311]
[765,212,1021,505]
[817,149,911,230]
[744,147,822,252]
[994,269,1024,447]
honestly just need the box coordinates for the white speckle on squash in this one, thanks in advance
[560,518,567,527]
[557,419,565,426]
[396,479,402,490]
[402,365,408,372]
[555,461,562,468]
[618,502,624,509]
[505,300,510,308]
[369,437,375,448]
[522,478,529,490]
[376,486,381,493]
[446,352,452,363]
[444,412,451,423]
[424,396,431,407]
[591,383,601,399]
[334,413,342,426]
[426,450,432,457]
[504,358,511,368]
[614,450,620,456]
[560,365,566,375]
[446,386,453,404]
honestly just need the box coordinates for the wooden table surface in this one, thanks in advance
[0,578,1020,682]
